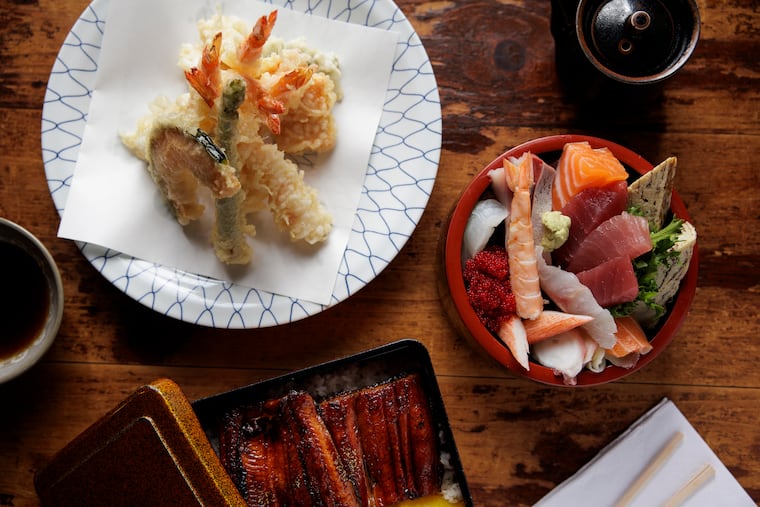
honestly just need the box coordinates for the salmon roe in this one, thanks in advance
[462,245,516,333]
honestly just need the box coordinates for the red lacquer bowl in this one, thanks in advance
[438,135,698,386]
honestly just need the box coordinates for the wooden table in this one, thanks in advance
[1,1,758,505]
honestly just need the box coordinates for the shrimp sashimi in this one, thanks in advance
[552,141,628,210]
[503,154,543,320]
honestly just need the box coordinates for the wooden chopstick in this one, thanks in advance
[660,463,716,507]
[613,431,684,507]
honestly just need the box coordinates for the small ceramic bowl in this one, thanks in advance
[0,218,63,383]
[438,135,698,386]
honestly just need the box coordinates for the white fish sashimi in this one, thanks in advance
[462,198,509,262]
[529,156,556,264]
[536,247,618,348]
[530,157,556,243]
[532,328,597,385]
[488,166,513,209]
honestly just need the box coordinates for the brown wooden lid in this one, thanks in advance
[34,378,245,506]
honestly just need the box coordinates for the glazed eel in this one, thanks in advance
[219,374,441,507]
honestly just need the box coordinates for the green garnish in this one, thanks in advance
[611,211,684,318]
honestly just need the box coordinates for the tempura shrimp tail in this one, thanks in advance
[212,78,253,264]
[504,154,543,320]
[184,31,222,108]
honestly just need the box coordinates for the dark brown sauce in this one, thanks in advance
[0,241,50,360]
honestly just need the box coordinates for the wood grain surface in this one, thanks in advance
[0,0,758,505]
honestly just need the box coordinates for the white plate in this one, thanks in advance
[42,0,441,328]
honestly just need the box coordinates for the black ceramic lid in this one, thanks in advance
[576,0,700,83]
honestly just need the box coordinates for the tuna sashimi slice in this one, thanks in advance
[566,212,652,273]
[575,256,639,308]
[552,180,628,267]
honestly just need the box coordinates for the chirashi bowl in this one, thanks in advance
[439,135,698,386]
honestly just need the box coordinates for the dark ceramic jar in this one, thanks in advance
[551,0,700,104]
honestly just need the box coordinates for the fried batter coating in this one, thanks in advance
[146,125,240,225]
[122,11,341,265]
[212,78,252,265]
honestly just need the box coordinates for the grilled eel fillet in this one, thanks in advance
[335,374,441,506]
[221,393,360,506]
[219,374,441,507]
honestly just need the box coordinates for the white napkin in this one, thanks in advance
[57,0,399,305]
[534,398,755,507]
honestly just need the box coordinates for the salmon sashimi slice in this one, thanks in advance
[606,316,653,358]
[566,212,652,273]
[552,141,629,210]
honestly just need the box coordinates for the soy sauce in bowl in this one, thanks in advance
[0,218,63,383]
[0,240,51,360]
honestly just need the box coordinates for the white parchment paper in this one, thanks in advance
[534,398,755,507]
[57,0,399,305]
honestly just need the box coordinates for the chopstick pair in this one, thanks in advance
[613,431,715,507]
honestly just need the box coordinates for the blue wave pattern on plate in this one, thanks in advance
[42,0,441,328]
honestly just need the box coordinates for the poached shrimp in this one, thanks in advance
[503,154,543,320]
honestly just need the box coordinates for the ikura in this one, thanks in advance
[462,245,516,334]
